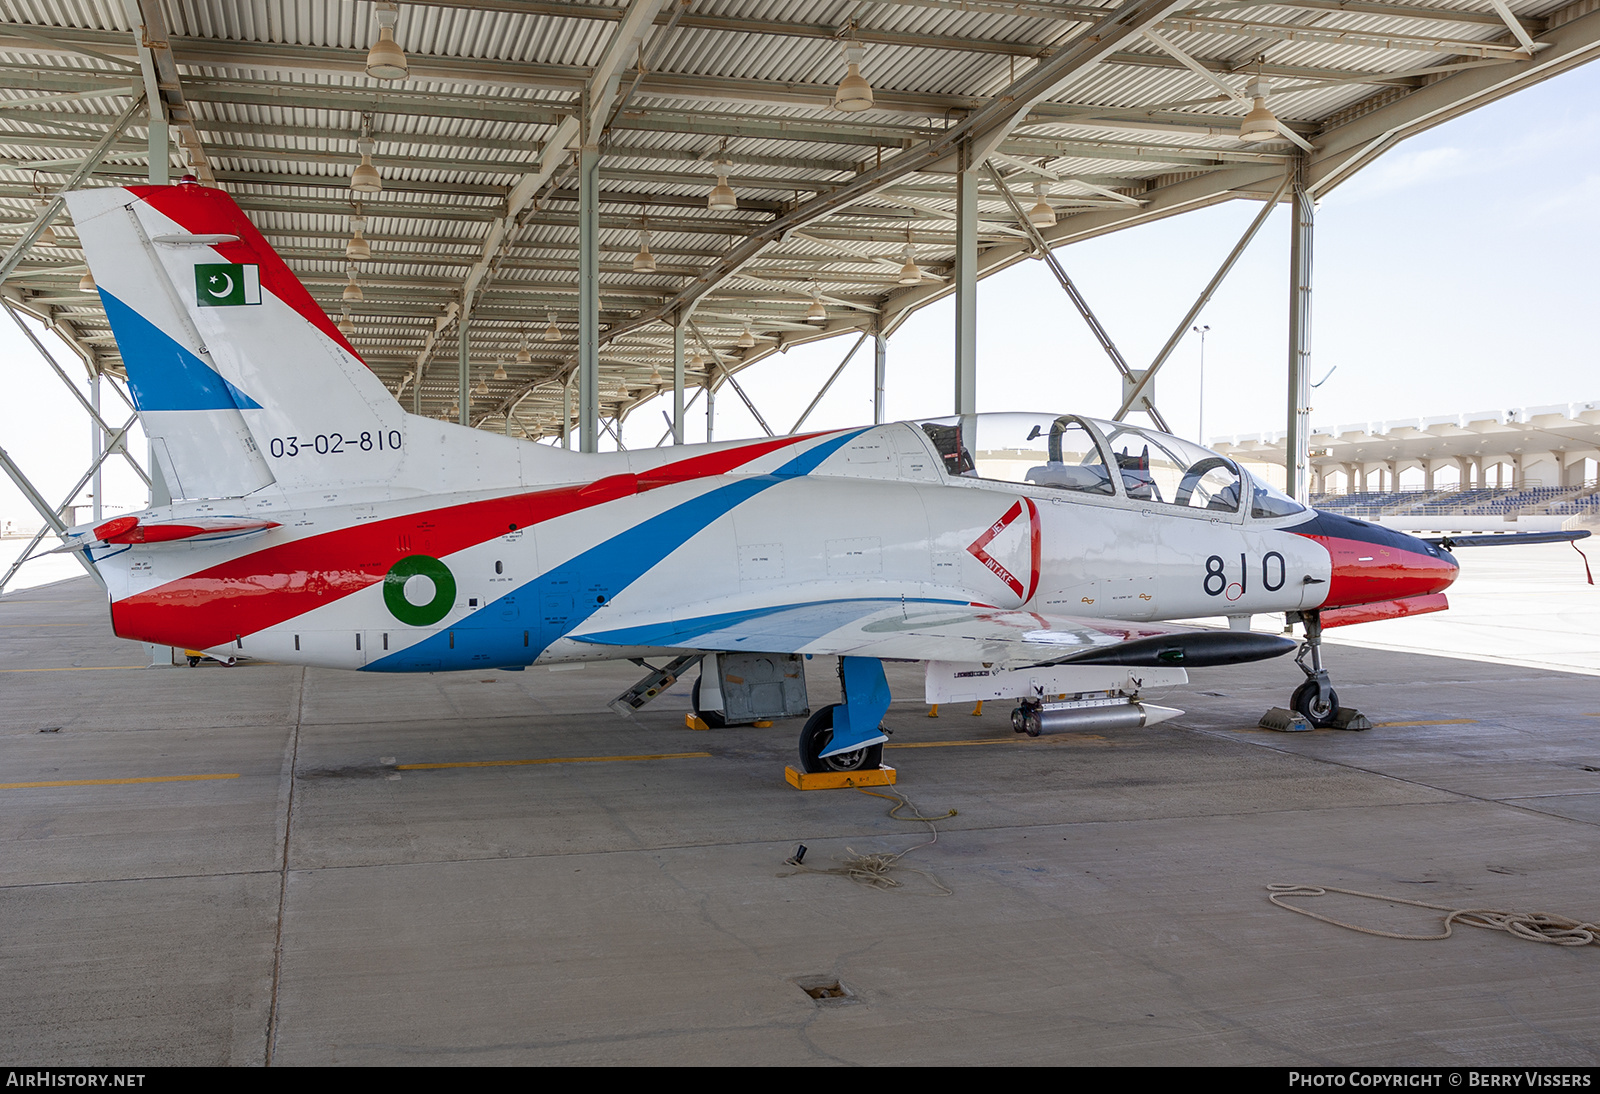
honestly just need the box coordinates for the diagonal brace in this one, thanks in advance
[987,163,1170,432]
[690,318,772,437]
[1114,172,1291,422]
[790,332,868,435]
[3,302,150,486]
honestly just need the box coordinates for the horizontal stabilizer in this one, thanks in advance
[1425,529,1591,549]
[90,515,280,545]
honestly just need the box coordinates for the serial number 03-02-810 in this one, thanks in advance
[269,431,402,458]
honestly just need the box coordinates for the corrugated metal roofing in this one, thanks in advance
[0,0,1594,436]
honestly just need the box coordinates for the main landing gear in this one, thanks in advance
[798,705,884,773]
[1279,611,1370,731]
[796,656,892,774]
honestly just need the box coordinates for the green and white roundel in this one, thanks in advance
[383,555,457,626]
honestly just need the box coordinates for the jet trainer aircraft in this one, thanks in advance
[61,180,1536,773]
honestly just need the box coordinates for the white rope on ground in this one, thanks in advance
[779,788,956,895]
[1268,884,1599,946]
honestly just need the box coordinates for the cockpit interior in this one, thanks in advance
[916,413,1305,520]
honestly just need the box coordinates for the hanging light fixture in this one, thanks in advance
[833,40,874,112]
[648,363,662,383]
[806,287,827,323]
[447,401,459,418]
[544,311,562,342]
[1028,182,1057,228]
[342,267,364,302]
[897,235,923,285]
[633,226,656,273]
[345,211,371,261]
[366,2,409,80]
[474,373,489,396]
[1238,78,1280,143]
[351,119,382,193]
[337,310,356,338]
[516,335,531,366]
[493,358,507,381]
[78,270,96,292]
[707,157,737,211]
[737,323,756,349]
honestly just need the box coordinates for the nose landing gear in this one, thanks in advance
[1274,611,1371,731]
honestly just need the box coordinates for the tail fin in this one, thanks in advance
[67,181,405,499]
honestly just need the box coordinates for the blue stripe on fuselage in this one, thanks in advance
[361,428,871,671]
[573,596,965,651]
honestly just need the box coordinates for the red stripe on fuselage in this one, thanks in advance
[126,183,363,361]
[110,432,829,650]
[1299,534,1458,608]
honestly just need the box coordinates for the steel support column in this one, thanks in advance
[954,138,978,419]
[706,374,716,443]
[90,372,102,522]
[873,329,887,425]
[578,97,601,453]
[1286,158,1314,503]
[671,318,685,445]
[457,319,469,426]
[561,380,572,449]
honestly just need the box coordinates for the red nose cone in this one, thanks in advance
[1321,538,1459,608]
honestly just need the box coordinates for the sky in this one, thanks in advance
[2,58,1597,533]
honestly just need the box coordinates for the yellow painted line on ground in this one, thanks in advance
[0,773,240,790]
[1373,719,1477,727]
[0,665,146,672]
[399,751,711,770]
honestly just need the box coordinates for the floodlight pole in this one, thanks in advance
[1286,156,1314,503]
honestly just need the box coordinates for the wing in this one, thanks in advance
[572,597,1294,669]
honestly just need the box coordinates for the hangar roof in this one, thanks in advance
[2,0,1598,439]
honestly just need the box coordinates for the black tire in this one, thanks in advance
[798,704,883,774]
[1292,680,1339,728]
[690,676,727,729]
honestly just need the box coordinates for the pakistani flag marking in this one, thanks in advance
[194,263,261,307]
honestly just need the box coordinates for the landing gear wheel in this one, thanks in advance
[186,656,201,667]
[690,676,727,729]
[1011,704,1042,737]
[1292,680,1339,728]
[798,704,883,775]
